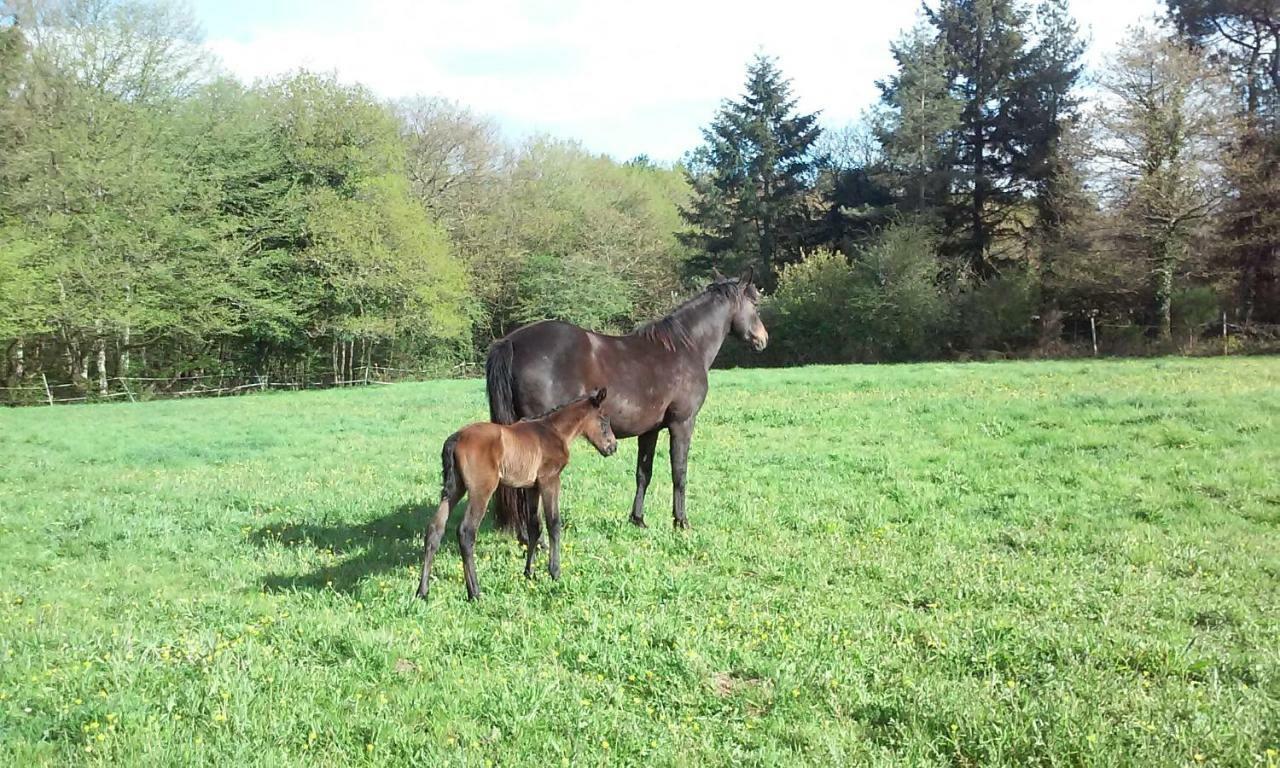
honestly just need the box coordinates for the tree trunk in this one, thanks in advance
[1154,238,1175,341]
[63,341,76,381]
[120,324,131,379]
[95,322,108,396]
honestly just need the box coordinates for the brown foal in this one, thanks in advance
[416,388,617,601]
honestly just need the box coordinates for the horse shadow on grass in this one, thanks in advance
[252,501,501,594]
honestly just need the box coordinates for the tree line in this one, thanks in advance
[691,0,1278,364]
[2,0,1277,402]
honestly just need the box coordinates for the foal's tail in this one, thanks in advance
[484,337,528,537]
[440,431,461,502]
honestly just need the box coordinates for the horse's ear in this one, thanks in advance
[711,267,725,282]
[738,266,754,288]
[590,387,608,406]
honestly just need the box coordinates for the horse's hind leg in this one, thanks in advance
[540,477,562,580]
[459,479,496,601]
[417,488,461,600]
[523,486,542,579]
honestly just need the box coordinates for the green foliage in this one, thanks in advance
[1171,285,1223,340]
[768,222,947,363]
[460,138,690,339]
[767,250,861,363]
[952,270,1040,351]
[515,252,634,331]
[2,359,1278,764]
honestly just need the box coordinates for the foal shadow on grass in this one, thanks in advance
[253,501,500,595]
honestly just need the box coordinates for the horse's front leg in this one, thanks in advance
[669,417,695,529]
[629,429,660,527]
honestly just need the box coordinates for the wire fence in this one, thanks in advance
[0,362,481,407]
[3,315,1278,407]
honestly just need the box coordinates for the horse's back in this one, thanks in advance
[504,320,600,416]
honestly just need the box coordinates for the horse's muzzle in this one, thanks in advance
[750,333,768,352]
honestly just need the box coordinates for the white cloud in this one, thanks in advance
[202,0,1162,162]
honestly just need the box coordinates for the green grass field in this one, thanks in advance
[1,358,1278,766]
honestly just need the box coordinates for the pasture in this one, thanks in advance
[1,357,1278,766]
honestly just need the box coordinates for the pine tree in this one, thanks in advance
[1020,0,1088,304]
[874,23,961,216]
[926,0,1033,278]
[681,54,823,289]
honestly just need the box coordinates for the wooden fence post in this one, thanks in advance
[41,373,53,406]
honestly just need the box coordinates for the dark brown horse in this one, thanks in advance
[486,268,768,536]
[416,388,617,601]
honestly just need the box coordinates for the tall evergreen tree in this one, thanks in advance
[1020,0,1089,302]
[927,0,1033,278]
[681,54,823,290]
[875,23,961,216]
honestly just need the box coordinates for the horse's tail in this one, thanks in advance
[485,338,529,537]
[486,338,517,425]
[440,431,461,502]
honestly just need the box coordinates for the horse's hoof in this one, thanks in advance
[415,589,428,600]
[674,519,690,530]
[629,516,648,528]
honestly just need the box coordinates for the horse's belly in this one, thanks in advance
[498,433,540,488]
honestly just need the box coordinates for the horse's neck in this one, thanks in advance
[671,295,733,371]
[544,406,585,446]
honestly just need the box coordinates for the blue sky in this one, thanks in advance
[190,0,1162,163]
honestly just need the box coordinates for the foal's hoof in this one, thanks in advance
[629,515,648,529]
[414,588,428,601]
[673,518,690,530]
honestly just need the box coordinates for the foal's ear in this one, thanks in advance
[738,266,754,288]
[711,267,726,282]
[590,387,608,406]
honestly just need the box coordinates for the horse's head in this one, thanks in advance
[582,388,618,457]
[715,267,768,352]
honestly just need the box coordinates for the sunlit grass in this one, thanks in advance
[1,357,1278,766]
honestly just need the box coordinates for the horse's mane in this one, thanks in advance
[637,279,740,352]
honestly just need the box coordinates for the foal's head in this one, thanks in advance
[714,267,769,352]
[579,388,617,457]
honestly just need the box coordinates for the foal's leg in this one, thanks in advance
[417,487,463,599]
[629,429,660,528]
[540,477,563,580]
[459,478,497,601]
[669,417,695,529]
[523,486,543,579]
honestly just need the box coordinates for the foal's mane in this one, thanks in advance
[518,393,595,422]
[636,279,740,352]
